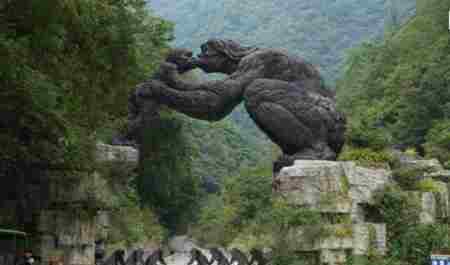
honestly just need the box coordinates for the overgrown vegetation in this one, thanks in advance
[98,161,166,250]
[336,0,450,159]
[0,0,176,243]
[373,184,450,265]
[191,165,325,264]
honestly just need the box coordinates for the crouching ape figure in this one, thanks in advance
[187,249,211,265]
[209,247,230,265]
[138,39,346,172]
[145,249,167,265]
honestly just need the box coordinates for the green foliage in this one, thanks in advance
[392,167,431,190]
[373,184,450,265]
[191,165,273,245]
[192,165,324,265]
[424,120,450,164]
[373,185,421,243]
[337,0,450,151]
[338,146,394,168]
[0,0,174,243]
[149,0,396,85]
[138,109,201,232]
[98,161,167,249]
[415,178,446,193]
[182,113,275,182]
[0,0,172,190]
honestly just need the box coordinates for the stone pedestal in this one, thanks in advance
[32,143,137,265]
[274,160,391,265]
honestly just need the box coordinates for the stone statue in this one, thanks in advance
[124,48,198,144]
[186,248,210,265]
[130,39,346,170]
[209,247,230,265]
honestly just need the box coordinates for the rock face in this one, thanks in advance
[28,143,137,265]
[274,160,392,264]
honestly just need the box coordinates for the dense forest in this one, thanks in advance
[337,0,450,162]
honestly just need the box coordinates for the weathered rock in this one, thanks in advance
[275,160,391,214]
[352,223,386,256]
[426,170,450,183]
[275,160,391,264]
[37,209,96,265]
[406,185,449,224]
[96,142,138,163]
[401,158,443,172]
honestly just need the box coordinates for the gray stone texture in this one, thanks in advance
[274,160,391,264]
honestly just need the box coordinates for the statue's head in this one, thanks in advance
[166,48,197,73]
[195,39,257,74]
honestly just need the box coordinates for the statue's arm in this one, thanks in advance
[150,71,245,122]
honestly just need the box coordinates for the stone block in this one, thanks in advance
[96,142,138,163]
[402,158,443,172]
[275,160,391,215]
[320,249,347,265]
[352,223,386,256]
[426,170,450,183]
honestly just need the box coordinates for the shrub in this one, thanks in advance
[424,120,450,164]
[415,178,446,193]
[392,167,428,190]
[338,146,394,168]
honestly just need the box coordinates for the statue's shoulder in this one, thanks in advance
[238,48,289,68]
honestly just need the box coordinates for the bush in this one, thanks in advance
[424,120,450,164]
[338,146,394,168]
[392,167,428,190]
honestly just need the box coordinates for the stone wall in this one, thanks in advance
[274,159,450,265]
[1,143,138,265]
[274,160,390,265]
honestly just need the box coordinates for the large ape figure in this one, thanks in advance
[143,39,346,171]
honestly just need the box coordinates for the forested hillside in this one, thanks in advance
[336,0,450,165]
[150,0,393,84]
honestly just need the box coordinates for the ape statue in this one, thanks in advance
[144,39,346,171]
[229,248,249,265]
[186,248,210,265]
[125,48,198,144]
[144,249,167,265]
[248,249,269,265]
[209,247,230,265]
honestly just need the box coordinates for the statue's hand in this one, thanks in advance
[160,62,178,84]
